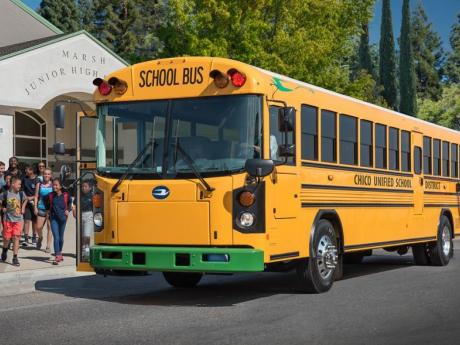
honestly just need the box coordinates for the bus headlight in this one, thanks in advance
[93,212,103,227]
[239,212,255,227]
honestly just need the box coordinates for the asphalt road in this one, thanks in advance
[1,244,460,345]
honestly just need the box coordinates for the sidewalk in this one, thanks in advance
[0,216,92,295]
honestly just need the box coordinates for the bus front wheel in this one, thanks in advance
[163,272,203,288]
[297,219,338,293]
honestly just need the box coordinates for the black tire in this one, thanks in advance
[297,219,338,293]
[343,252,365,264]
[429,215,453,266]
[412,244,430,265]
[163,272,203,288]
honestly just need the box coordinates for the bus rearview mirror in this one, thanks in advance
[245,159,274,178]
[278,107,295,132]
[54,104,65,129]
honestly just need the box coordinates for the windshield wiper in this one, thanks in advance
[173,140,215,192]
[111,138,157,193]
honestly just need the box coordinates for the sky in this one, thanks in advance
[23,0,460,51]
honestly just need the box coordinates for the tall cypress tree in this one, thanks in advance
[358,23,374,77]
[39,0,80,33]
[379,0,398,109]
[411,3,444,101]
[399,0,417,115]
[445,13,460,84]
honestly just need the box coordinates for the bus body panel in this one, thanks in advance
[79,56,460,274]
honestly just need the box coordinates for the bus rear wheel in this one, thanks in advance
[297,219,338,293]
[163,272,203,288]
[429,215,453,266]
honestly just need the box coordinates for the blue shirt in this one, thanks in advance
[50,192,71,222]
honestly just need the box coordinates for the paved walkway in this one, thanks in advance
[0,216,77,272]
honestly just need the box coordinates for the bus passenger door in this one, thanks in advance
[75,112,97,272]
[267,104,300,256]
[412,131,424,215]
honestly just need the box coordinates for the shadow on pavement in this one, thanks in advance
[34,254,415,306]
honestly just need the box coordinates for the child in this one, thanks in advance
[0,161,5,190]
[49,178,71,265]
[72,181,93,259]
[22,165,39,247]
[36,161,46,183]
[34,168,53,252]
[1,176,27,266]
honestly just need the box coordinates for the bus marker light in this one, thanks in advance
[239,191,256,207]
[108,77,128,95]
[228,68,246,87]
[209,69,229,88]
[93,78,112,96]
[93,193,103,208]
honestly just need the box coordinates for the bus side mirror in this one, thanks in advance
[60,164,72,182]
[245,159,274,178]
[54,142,66,155]
[54,104,65,129]
[278,107,295,132]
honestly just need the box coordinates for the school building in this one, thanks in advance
[0,0,127,170]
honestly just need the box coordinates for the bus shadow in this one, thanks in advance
[34,254,415,306]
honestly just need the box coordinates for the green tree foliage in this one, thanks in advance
[418,84,460,129]
[379,0,398,109]
[39,0,80,33]
[445,13,460,84]
[411,3,443,101]
[92,0,122,52]
[78,0,95,32]
[161,0,375,95]
[399,0,417,116]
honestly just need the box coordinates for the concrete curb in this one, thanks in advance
[0,265,93,296]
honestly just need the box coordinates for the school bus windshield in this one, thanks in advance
[95,94,262,177]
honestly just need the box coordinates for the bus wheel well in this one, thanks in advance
[311,210,344,254]
[440,209,454,238]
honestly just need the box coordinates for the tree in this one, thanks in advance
[379,0,398,109]
[358,23,374,77]
[418,84,460,129]
[38,0,80,33]
[78,0,95,32]
[411,3,443,101]
[399,0,417,116]
[445,13,460,84]
[161,0,375,97]
[92,1,123,54]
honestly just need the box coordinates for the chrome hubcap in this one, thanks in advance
[316,233,337,279]
[441,226,451,257]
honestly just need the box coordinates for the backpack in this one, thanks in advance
[1,190,25,208]
[48,192,70,210]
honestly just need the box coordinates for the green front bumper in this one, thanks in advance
[90,245,264,273]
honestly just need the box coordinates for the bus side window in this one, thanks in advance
[433,139,441,176]
[321,110,337,163]
[414,146,422,175]
[442,141,450,177]
[360,120,373,167]
[423,136,432,174]
[375,124,387,169]
[389,127,399,171]
[301,105,318,161]
[451,143,458,178]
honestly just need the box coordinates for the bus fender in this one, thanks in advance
[309,210,344,255]
[439,208,454,238]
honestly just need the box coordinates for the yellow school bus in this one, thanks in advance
[61,57,457,293]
